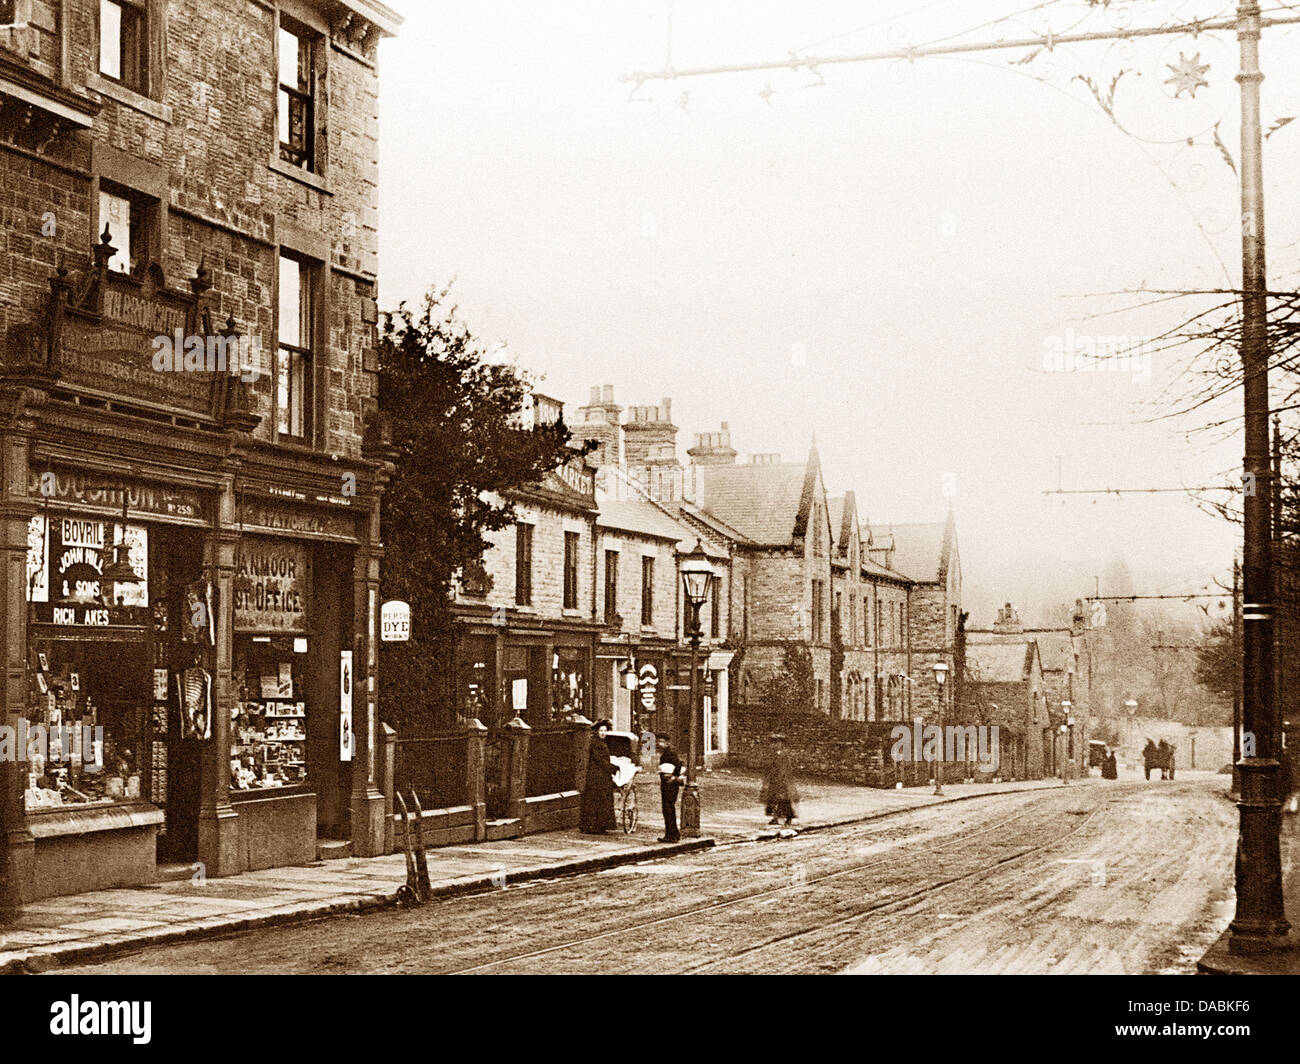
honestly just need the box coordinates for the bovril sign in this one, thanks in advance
[380,600,410,642]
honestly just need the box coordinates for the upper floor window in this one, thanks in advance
[515,524,534,606]
[278,18,316,170]
[99,0,147,94]
[99,185,151,274]
[811,580,825,643]
[277,252,315,441]
[709,579,721,639]
[640,557,654,627]
[603,551,618,624]
[563,532,580,610]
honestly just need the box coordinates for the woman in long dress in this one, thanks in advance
[761,737,800,826]
[580,719,618,834]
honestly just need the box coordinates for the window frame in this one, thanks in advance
[640,556,655,628]
[277,14,318,172]
[562,531,580,611]
[603,550,618,625]
[515,523,534,607]
[97,181,157,276]
[275,250,317,444]
[98,0,148,95]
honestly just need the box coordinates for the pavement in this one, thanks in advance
[1197,788,1300,975]
[0,768,1068,973]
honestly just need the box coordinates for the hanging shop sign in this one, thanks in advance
[25,513,149,616]
[380,600,410,642]
[339,650,354,762]
[234,537,311,633]
[28,470,205,523]
[638,662,660,715]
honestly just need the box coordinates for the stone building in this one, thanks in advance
[0,0,402,909]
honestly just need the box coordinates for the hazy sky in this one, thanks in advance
[376,0,1300,627]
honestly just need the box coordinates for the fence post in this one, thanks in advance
[504,715,531,823]
[380,723,396,854]
[466,718,487,841]
[571,714,592,793]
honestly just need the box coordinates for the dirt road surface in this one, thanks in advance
[58,775,1237,975]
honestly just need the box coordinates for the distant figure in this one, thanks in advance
[761,736,799,827]
[1158,739,1173,780]
[1102,749,1118,780]
[656,736,685,843]
[1143,739,1159,781]
[580,720,617,834]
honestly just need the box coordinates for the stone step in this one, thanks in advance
[484,818,522,841]
[316,839,353,861]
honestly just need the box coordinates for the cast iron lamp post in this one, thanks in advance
[932,661,948,796]
[679,541,715,838]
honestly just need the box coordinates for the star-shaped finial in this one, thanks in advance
[1165,52,1210,99]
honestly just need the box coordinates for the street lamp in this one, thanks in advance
[931,661,949,796]
[679,540,715,838]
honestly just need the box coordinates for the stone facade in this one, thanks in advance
[0,0,401,908]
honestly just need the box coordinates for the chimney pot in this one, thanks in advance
[589,386,600,404]
[603,384,614,403]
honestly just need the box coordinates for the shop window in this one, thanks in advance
[563,531,579,610]
[515,523,533,606]
[640,556,654,627]
[99,184,155,275]
[232,637,308,791]
[603,549,618,624]
[99,0,147,94]
[552,648,587,721]
[277,252,315,441]
[278,16,317,170]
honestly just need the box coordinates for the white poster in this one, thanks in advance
[339,650,354,762]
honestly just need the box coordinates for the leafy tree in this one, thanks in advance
[756,645,816,717]
[377,287,584,731]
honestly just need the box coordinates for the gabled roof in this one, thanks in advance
[827,492,859,558]
[964,627,1075,673]
[691,447,823,548]
[875,513,956,583]
[675,499,754,548]
[964,640,1038,684]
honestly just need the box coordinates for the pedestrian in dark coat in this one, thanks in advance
[656,737,685,842]
[761,737,799,826]
[580,720,618,834]
[1102,750,1118,780]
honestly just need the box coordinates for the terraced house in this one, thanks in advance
[0,0,401,911]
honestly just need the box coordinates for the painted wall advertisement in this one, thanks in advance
[26,515,149,621]
[234,537,310,633]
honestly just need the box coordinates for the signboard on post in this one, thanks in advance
[380,599,410,642]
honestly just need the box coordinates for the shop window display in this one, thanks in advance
[232,637,309,790]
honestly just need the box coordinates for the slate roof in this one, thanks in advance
[691,460,812,547]
[597,499,694,544]
[964,628,1075,673]
[964,640,1037,684]
[883,520,949,583]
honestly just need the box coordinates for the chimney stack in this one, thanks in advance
[687,422,738,466]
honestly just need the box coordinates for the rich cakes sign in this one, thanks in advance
[26,515,149,621]
[234,537,311,633]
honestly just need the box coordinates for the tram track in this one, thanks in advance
[443,788,1115,974]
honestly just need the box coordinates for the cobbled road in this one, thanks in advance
[59,775,1238,975]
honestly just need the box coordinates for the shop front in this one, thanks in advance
[0,255,389,910]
